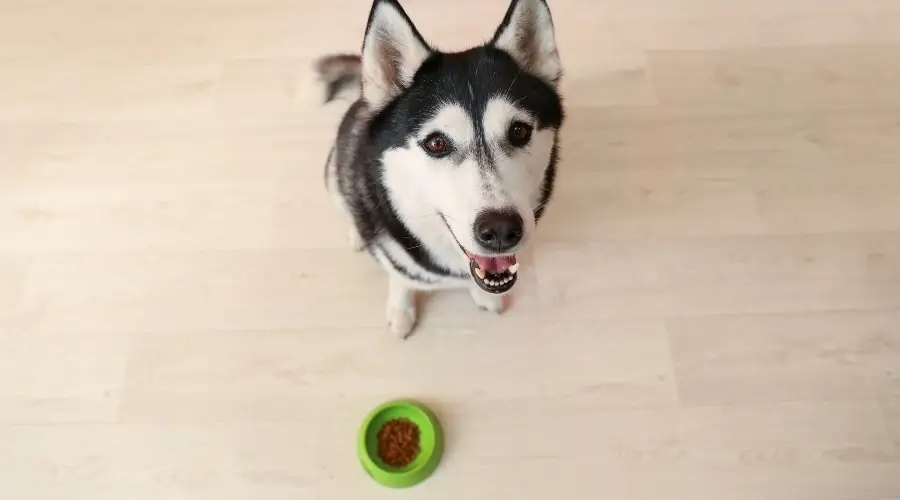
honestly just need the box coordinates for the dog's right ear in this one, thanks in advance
[491,0,562,86]
[361,0,431,110]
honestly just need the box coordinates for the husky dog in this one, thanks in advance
[316,0,564,338]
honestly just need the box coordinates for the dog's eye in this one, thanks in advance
[422,133,450,156]
[508,121,533,147]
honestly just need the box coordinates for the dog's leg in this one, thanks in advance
[469,286,506,314]
[386,274,418,339]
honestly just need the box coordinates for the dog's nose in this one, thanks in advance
[473,209,524,252]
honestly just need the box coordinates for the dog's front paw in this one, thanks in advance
[386,307,417,339]
[470,287,507,314]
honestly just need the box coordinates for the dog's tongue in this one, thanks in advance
[468,254,517,273]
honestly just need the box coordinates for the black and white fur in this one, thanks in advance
[318,0,565,338]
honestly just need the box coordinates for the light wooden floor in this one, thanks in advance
[2,0,900,498]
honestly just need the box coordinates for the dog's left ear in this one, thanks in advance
[361,0,431,110]
[491,0,562,86]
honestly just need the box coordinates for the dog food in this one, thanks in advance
[377,418,420,468]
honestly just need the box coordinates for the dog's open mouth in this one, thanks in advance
[467,253,519,294]
[438,213,520,294]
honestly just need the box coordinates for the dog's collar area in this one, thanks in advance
[469,258,518,294]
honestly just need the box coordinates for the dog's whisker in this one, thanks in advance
[504,69,521,98]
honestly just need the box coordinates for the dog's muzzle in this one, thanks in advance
[440,213,521,294]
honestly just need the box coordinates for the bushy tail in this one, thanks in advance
[313,54,362,103]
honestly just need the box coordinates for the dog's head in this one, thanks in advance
[362,0,564,293]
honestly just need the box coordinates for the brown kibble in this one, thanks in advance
[377,418,420,468]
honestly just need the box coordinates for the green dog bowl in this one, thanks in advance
[357,400,444,488]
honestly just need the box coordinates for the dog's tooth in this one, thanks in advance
[474,267,486,279]
[509,263,519,274]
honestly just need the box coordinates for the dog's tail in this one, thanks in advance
[313,54,362,103]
